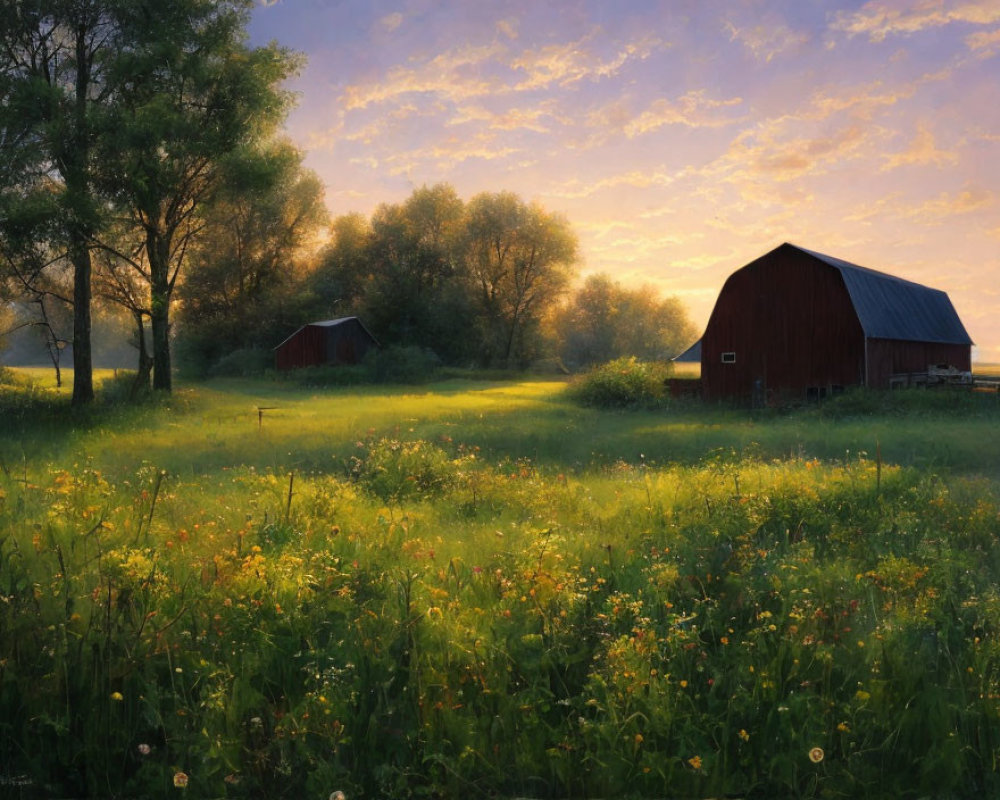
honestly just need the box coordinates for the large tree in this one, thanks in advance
[0,0,119,404]
[101,0,298,392]
[463,192,577,367]
[176,138,327,373]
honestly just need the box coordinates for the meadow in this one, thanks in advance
[2,367,1000,798]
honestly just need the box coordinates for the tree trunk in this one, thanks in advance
[150,288,171,392]
[70,241,94,405]
[130,310,153,400]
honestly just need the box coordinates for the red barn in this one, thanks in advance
[700,243,972,403]
[274,317,380,371]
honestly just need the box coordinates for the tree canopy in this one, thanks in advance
[0,0,299,397]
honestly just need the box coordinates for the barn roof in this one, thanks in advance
[310,317,359,328]
[273,316,379,350]
[672,339,702,362]
[790,244,973,346]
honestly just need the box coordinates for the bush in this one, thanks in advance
[350,437,464,501]
[364,344,442,384]
[571,356,672,409]
[211,348,274,377]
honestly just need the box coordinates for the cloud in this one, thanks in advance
[379,12,404,33]
[880,124,959,171]
[724,20,809,62]
[496,18,519,40]
[623,91,745,137]
[511,33,664,91]
[966,26,1000,54]
[831,0,1000,42]
[383,132,520,175]
[340,31,664,111]
[341,42,507,109]
[901,184,995,222]
[546,169,677,199]
[447,102,563,133]
[722,124,870,183]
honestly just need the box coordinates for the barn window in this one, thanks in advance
[721,352,736,364]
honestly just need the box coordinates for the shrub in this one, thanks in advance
[571,356,672,408]
[211,347,274,377]
[363,344,442,384]
[351,437,464,501]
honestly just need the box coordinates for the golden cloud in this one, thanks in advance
[832,0,1000,42]
[880,125,958,171]
[623,91,745,137]
[724,20,809,62]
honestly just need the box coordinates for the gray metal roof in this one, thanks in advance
[672,339,702,362]
[792,244,973,345]
[273,316,380,350]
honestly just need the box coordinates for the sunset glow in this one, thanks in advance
[249,0,1000,360]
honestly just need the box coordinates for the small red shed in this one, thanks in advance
[274,317,380,371]
[700,244,972,402]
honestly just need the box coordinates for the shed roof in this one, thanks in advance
[790,244,972,346]
[273,316,379,351]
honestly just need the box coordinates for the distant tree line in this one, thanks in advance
[178,181,696,376]
[1,2,695,397]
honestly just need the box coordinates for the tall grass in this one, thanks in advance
[2,375,1000,797]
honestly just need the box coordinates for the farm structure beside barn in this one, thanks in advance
[700,243,972,403]
[274,317,380,371]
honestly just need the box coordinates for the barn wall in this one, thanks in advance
[865,339,972,388]
[325,319,378,365]
[701,247,866,402]
[275,326,326,370]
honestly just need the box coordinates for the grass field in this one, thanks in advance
[2,370,1000,798]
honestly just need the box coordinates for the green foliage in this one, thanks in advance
[817,385,1000,419]
[364,344,442,384]
[552,273,697,368]
[4,377,1000,797]
[211,347,276,378]
[278,345,443,387]
[571,356,672,408]
[350,437,468,501]
[97,369,151,405]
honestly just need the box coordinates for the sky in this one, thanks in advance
[247,0,1000,361]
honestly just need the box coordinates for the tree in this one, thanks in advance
[463,192,577,367]
[552,273,696,368]
[100,0,299,392]
[0,0,119,404]
[310,184,478,364]
[176,138,327,374]
[310,212,372,315]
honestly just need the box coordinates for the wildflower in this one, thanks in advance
[173,771,189,788]
[687,755,703,770]
[634,733,644,745]
[808,747,824,763]
[738,729,750,742]
[837,722,850,732]
[137,743,151,755]
[329,792,346,800]
[110,692,124,701]
[679,680,688,688]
